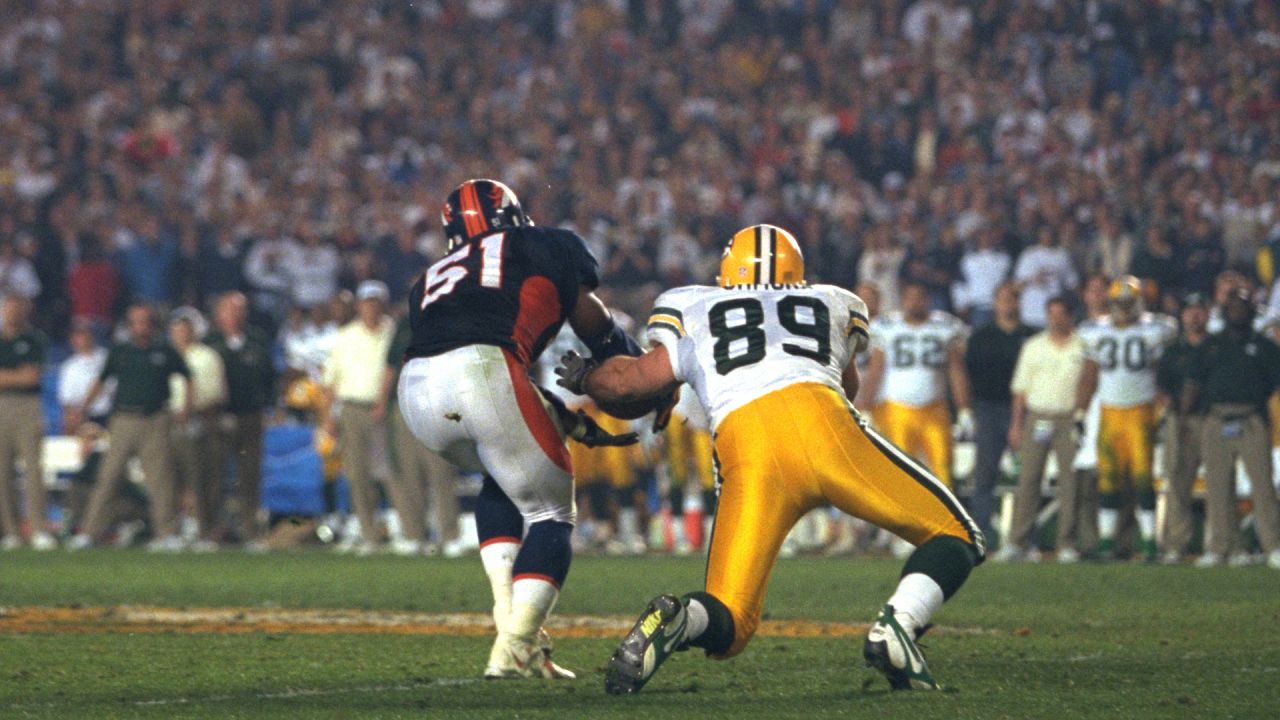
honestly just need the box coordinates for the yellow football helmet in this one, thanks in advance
[1108,275,1143,304]
[717,224,805,287]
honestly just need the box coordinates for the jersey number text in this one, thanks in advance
[420,234,506,309]
[707,296,830,375]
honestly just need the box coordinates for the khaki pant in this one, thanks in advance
[0,394,46,537]
[1161,414,1203,555]
[82,412,177,540]
[338,403,382,544]
[390,403,459,543]
[1200,405,1280,556]
[172,413,224,539]
[216,413,264,540]
[1010,411,1080,551]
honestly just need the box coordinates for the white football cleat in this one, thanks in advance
[0,535,22,551]
[65,534,93,551]
[864,604,940,691]
[1056,548,1080,564]
[1193,552,1222,568]
[30,532,58,551]
[1267,550,1280,570]
[483,633,575,680]
[146,535,187,553]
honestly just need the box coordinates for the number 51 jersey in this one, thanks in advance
[646,283,870,432]
[405,226,600,366]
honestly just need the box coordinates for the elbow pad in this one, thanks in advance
[582,320,641,361]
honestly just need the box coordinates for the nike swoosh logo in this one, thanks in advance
[662,613,688,654]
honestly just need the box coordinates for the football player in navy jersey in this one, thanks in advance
[398,179,651,679]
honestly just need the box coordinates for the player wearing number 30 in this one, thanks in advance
[556,224,984,695]
[399,179,653,681]
[1074,275,1177,561]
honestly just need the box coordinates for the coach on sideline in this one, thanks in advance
[1182,288,1280,569]
[0,296,54,550]
[70,304,192,551]
[322,281,394,553]
[1000,296,1086,563]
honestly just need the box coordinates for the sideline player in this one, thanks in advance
[857,282,971,489]
[1074,276,1177,561]
[557,224,985,694]
[397,179,648,679]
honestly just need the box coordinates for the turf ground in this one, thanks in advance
[2,551,1278,719]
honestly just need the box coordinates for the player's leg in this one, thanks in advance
[605,389,815,694]
[816,390,982,690]
[470,349,578,678]
[1129,405,1158,560]
[921,402,954,489]
[1095,406,1123,558]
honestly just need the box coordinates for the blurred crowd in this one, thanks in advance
[3,0,1280,555]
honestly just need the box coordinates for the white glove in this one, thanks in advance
[954,407,975,440]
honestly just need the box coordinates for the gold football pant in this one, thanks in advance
[707,383,982,658]
[569,404,641,489]
[876,400,953,487]
[665,412,715,491]
[1097,404,1156,503]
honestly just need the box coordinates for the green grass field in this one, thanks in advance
[2,551,1278,719]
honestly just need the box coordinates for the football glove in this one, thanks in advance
[554,350,597,396]
[651,387,680,433]
[565,410,639,447]
[953,407,975,441]
[536,382,638,448]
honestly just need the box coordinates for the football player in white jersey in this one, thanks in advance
[858,282,972,489]
[556,224,984,694]
[1074,275,1178,561]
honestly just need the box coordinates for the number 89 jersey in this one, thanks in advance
[1078,313,1178,408]
[645,283,869,432]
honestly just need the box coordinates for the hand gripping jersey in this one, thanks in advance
[1078,312,1178,408]
[405,225,600,366]
[868,311,968,407]
[645,283,869,432]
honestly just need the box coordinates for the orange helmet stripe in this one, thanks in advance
[461,182,486,238]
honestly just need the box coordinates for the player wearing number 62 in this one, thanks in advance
[555,224,985,695]
[1072,275,1177,562]
[398,179,658,681]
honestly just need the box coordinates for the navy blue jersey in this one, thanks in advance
[405,225,600,366]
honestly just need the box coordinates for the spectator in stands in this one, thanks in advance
[205,292,275,545]
[282,223,341,310]
[0,296,54,550]
[1001,296,1087,562]
[1130,226,1182,306]
[953,224,1012,328]
[116,214,179,308]
[0,237,41,308]
[66,233,120,339]
[69,304,191,552]
[963,282,1035,543]
[322,281,393,553]
[167,309,227,551]
[1014,226,1079,329]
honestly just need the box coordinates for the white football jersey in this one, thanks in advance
[646,283,869,432]
[1078,312,1178,407]
[869,311,967,407]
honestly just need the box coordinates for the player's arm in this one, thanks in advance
[1074,358,1098,415]
[582,345,680,405]
[947,340,972,412]
[568,286,642,360]
[855,347,885,412]
[841,357,860,401]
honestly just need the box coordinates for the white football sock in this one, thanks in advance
[508,577,560,642]
[886,573,945,634]
[618,508,640,543]
[684,597,709,642]
[480,540,519,632]
[1137,509,1155,540]
[1098,508,1119,539]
